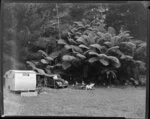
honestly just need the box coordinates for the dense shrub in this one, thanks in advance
[27,18,146,86]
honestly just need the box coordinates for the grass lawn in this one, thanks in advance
[3,86,146,118]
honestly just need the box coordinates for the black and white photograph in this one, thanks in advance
[1,1,149,118]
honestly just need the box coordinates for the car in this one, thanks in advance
[46,74,68,89]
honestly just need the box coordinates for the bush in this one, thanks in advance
[26,17,146,86]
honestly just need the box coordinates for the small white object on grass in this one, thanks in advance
[85,83,95,90]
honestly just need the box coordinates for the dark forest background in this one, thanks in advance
[3,2,148,86]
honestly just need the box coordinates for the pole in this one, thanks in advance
[56,3,61,40]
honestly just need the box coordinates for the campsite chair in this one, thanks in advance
[73,81,86,90]
[80,81,86,89]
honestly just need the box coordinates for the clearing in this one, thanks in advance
[3,86,146,118]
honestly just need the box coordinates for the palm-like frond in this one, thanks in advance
[118,30,133,40]
[119,30,130,36]
[90,44,105,52]
[106,46,124,57]
[49,49,66,59]
[38,50,48,57]
[88,57,99,63]
[135,60,146,71]
[120,42,136,49]
[111,36,120,45]
[98,53,108,59]
[99,58,109,66]
[97,32,105,39]
[26,61,46,75]
[83,49,91,55]
[92,36,99,43]
[35,68,46,75]
[76,53,86,59]
[55,63,62,67]
[110,71,117,79]
[98,54,120,68]
[77,36,88,46]
[101,68,117,79]
[45,56,54,61]
[65,45,83,53]
[103,41,113,47]
[65,44,72,50]
[26,61,36,69]
[134,60,145,66]
[119,42,136,56]
[107,56,121,68]
[135,42,146,55]
[62,55,77,62]
[40,59,48,64]
[120,55,134,61]
[71,45,83,53]
[88,51,100,57]
[79,44,90,50]
[94,54,109,66]
[68,38,78,45]
[106,46,119,54]
[62,62,71,70]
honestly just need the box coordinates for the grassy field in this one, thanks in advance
[3,86,146,118]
